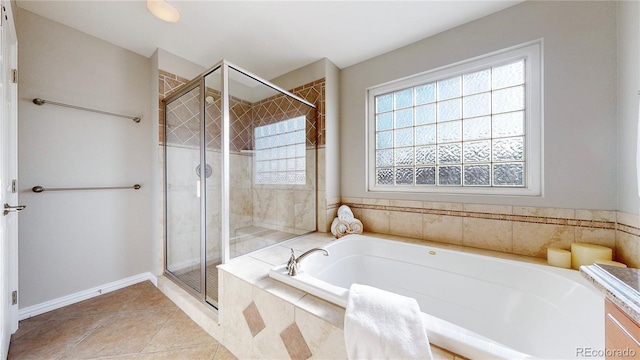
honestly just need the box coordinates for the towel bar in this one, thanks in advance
[32,98,141,123]
[32,184,141,193]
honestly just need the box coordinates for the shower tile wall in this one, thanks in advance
[286,79,338,233]
[251,85,319,238]
[160,70,326,266]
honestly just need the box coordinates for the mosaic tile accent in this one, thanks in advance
[242,302,266,337]
[280,323,312,360]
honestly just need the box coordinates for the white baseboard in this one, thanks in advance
[18,272,158,321]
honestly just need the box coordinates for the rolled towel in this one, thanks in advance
[331,205,365,238]
[349,219,364,235]
[338,205,356,223]
[344,284,433,360]
[331,219,351,238]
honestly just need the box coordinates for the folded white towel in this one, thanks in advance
[344,284,433,360]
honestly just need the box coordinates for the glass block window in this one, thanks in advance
[254,116,306,185]
[368,41,542,196]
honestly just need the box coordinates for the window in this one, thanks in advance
[254,116,306,185]
[367,41,542,196]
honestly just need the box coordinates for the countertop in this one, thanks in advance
[581,264,640,324]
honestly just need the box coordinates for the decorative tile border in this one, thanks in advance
[335,199,639,264]
[326,203,341,211]
[342,201,617,230]
[618,222,640,237]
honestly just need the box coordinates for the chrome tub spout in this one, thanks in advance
[286,247,329,276]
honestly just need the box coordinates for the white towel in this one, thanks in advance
[331,205,364,238]
[344,284,433,360]
[338,204,356,223]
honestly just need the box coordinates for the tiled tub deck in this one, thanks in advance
[218,232,553,359]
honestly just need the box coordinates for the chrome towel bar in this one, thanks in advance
[32,98,141,123]
[32,184,141,193]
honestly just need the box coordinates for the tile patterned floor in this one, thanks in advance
[8,281,235,360]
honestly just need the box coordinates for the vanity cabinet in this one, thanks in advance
[605,299,640,359]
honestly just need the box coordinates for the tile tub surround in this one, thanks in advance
[341,198,640,268]
[217,232,549,359]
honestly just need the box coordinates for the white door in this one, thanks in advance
[0,0,19,358]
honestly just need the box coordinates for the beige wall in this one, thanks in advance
[333,1,640,266]
[617,0,640,215]
[16,9,154,308]
[340,0,618,210]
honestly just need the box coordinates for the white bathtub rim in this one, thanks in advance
[269,264,533,360]
[269,234,602,360]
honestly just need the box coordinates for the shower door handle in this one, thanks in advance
[3,203,26,216]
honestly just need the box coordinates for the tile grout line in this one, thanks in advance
[138,307,180,355]
[53,313,117,360]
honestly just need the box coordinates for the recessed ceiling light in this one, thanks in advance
[147,0,181,23]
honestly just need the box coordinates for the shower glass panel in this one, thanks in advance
[203,67,223,306]
[164,60,316,309]
[165,85,204,293]
[227,67,317,258]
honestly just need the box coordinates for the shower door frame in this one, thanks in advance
[163,60,317,307]
[162,72,210,304]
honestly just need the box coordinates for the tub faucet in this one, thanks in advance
[286,247,329,276]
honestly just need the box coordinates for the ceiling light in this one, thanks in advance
[147,0,181,23]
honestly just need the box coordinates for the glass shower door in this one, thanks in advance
[165,85,203,294]
[203,67,222,306]
[164,60,317,309]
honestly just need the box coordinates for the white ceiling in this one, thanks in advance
[16,0,523,80]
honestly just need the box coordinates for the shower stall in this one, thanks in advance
[163,61,317,307]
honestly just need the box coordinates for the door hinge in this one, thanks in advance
[11,179,16,193]
[11,69,17,84]
[11,290,17,305]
